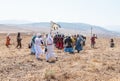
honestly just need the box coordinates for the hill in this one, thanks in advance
[0,22,120,37]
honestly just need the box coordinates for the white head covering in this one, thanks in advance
[36,33,41,37]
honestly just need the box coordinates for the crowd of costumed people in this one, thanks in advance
[5,32,115,63]
[5,22,115,63]
[29,32,87,61]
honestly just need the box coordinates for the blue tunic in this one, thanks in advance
[75,37,84,51]
[31,36,36,54]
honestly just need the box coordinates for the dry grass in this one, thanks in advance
[0,33,120,81]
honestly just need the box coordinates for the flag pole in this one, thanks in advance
[50,21,53,33]
[91,26,93,37]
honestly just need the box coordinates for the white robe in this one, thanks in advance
[35,37,43,59]
[46,34,56,61]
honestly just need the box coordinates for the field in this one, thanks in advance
[0,33,120,81]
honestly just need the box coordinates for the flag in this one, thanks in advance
[51,21,61,31]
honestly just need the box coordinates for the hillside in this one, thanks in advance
[0,22,120,37]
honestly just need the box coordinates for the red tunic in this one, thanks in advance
[56,37,59,48]
[59,37,64,49]
[91,37,97,44]
[6,36,11,46]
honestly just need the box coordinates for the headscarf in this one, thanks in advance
[36,33,41,38]
[79,34,84,41]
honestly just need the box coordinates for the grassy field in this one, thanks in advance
[0,33,120,81]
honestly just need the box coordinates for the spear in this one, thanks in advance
[91,26,93,37]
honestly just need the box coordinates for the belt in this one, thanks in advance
[47,44,53,45]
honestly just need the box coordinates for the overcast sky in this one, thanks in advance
[0,0,120,30]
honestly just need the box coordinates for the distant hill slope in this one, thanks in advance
[0,22,120,37]
[20,22,120,37]
[106,25,120,32]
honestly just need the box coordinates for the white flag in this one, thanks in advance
[51,21,61,31]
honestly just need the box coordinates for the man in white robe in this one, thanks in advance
[46,34,57,62]
[34,33,43,60]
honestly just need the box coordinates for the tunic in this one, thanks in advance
[31,36,36,54]
[75,36,84,51]
[46,34,56,61]
[6,36,10,46]
[35,37,43,58]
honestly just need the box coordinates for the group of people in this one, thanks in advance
[30,33,57,62]
[53,34,64,49]
[5,32,115,62]
[90,34,115,48]
[53,34,87,53]
[29,33,86,62]
[63,34,86,53]
[6,32,22,48]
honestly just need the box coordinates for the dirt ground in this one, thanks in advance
[0,33,120,81]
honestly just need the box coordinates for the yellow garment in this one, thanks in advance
[71,37,75,43]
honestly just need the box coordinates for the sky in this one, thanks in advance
[0,0,120,31]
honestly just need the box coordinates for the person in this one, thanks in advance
[73,35,77,46]
[64,36,74,54]
[34,33,43,60]
[91,34,97,48]
[43,34,48,54]
[16,32,22,49]
[56,34,60,49]
[6,33,11,48]
[75,35,84,53]
[59,34,64,49]
[81,35,86,46]
[30,33,36,54]
[46,33,57,62]
[110,38,115,48]
[53,34,57,46]
[71,35,76,47]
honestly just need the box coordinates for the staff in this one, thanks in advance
[91,26,93,37]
